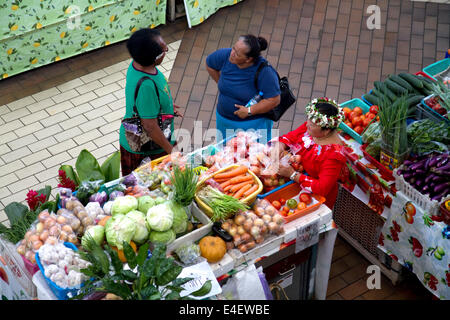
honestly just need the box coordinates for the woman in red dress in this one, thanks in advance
[272,98,348,209]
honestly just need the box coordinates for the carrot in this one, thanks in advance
[228,174,253,184]
[214,166,248,180]
[234,184,252,199]
[219,180,233,189]
[224,184,234,191]
[243,184,258,197]
[230,180,253,193]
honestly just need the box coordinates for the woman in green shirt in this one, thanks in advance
[120,28,182,176]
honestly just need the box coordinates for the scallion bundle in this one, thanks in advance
[170,165,198,207]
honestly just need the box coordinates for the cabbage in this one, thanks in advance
[105,214,137,250]
[137,196,156,214]
[81,225,105,249]
[154,197,166,205]
[149,229,176,245]
[146,202,173,232]
[103,201,114,215]
[170,202,188,235]
[111,195,138,216]
[126,210,149,244]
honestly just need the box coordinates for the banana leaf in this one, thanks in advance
[75,149,105,182]
[59,164,81,185]
[100,151,121,182]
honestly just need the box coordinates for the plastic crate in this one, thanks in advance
[415,71,435,81]
[35,242,85,300]
[423,58,450,81]
[332,184,385,257]
[361,90,374,107]
[393,166,441,216]
[360,144,394,181]
[261,182,325,223]
[21,254,40,276]
[419,95,450,124]
[338,98,372,144]
[195,164,263,218]
[379,146,409,171]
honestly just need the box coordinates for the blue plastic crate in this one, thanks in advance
[35,242,86,300]
[338,98,371,144]
[361,90,374,107]
[423,58,450,81]
[419,95,450,124]
[257,181,294,199]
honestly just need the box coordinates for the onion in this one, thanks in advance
[265,206,276,216]
[32,240,43,251]
[272,214,285,225]
[254,207,265,217]
[246,241,256,250]
[35,222,44,234]
[255,236,265,244]
[260,224,268,235]
[49,225,60,237]
[29,234,40,243]
[268,222,279,233]
[44,218,56,229]
[243,219,253,232]
[24,231,32,242]
[238,243,248,253]
[241,232,252,243]
[221,221,231,231]
[237,226,246,235]
[234,215,245,226]
[228,225,238,237]
[262,214,272,224]
[38,211,50,222]
[56,216,67,225]
[61,224,73,234]
[39,230,49,242]
[254,218,265,227]
[59,231,68,242]
[250,226,261,239]
[67,234,78,245]
[16,245,26,256]
[233,234,242,246]
[45,236,58,245]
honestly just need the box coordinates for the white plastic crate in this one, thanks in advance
[393,166,441,216]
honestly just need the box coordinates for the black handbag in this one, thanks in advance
[121,76,173,152]
[254,61,296,122]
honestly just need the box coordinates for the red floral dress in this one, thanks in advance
[278,123,348,209]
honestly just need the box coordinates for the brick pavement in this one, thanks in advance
[0,0,448,300]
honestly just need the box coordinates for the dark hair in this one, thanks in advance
[239,34,268,59]
[316,102,339,130]
[126,28,163,66]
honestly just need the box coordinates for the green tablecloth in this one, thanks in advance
[0,0,167,80]
[183,0,243,28]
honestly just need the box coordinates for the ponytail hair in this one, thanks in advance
[239,34,268,59]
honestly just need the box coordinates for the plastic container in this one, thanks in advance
[423,58,450,81]
[195,164,263,218]
[338,98,372,144]
[360,144,394,181]
[419,95,450,124]
[261,181,325,223]
[379,146,409,171]
[415,71,435,81]
[361,90,374,107]
[21,255,40,276]
[393,166,441,216]
[35,242,85,300]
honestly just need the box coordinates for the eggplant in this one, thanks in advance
[437,157,449,168]
[435,162,450,172]
[431,187,450,202]
[424,174,436,184]
[410,161,426,171]
[434,182,450,194]
[432,175,445,182]
[429,155,444,168]
[415,169,427,175]
[402,172,414,180]
[422,185,430,193]
[403,160,414,167]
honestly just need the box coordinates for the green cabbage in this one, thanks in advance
[126,210,149,244]
[111,195,138,216]
[105,214,136,250]
[146,202,173,232]
[149,229,176,245]
[81,225,105,249]
[170,202,188,235]
[137,195,156,214]
[154,197,166,205]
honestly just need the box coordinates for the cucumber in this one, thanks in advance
[399,73,423,89]
[390,74,415,92]
[385,78,408,95]
[375,82,397,101]
[406,95,425,108]
[414,74,434,84]
[407,105,417,117]
[371,88,388,100]
[363,93,382,106]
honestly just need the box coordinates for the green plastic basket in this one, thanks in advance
[338,98,371,144]
[423,58,450,81]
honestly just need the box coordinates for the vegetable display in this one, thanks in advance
[170,165,198,207]
[426,79,450,118]
[407,119,450,155]
[342,104,379,135]
[397,152,450,202]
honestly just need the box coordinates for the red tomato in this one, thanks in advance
[352,116,363,127]
[349,111,358,122]
[297,202,307,210]
[363,118,371,128]
[299,193,312,205]
[343,107,352,119]
[366,112,376,120]
[369,105,379,114]
[279,198,287,206]
[272,201,281,210]
[353,107,363,116]
[345,121,353,129]
[354,126,364,134]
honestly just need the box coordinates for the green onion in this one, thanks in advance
[170,165,198,207]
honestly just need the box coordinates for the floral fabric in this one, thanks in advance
[183,0,243,28]
[0,0,166,79]
[380,191,450,299]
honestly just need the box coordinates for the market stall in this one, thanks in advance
[332,59,450,299]
[0,131,337,300]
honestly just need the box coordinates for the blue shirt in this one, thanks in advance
[206,48,280,122]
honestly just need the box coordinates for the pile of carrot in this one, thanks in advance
[213,165,259,200]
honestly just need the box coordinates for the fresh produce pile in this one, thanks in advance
[209,165,260,200]
[397,152,450,202]
[342,105,379,135]
[424,80,450,118]
[270,193,313,217]
[363,73,434,117]
[407,119,450,155]
[220,199,285,253]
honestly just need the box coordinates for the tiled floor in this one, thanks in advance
[0,0,447,300]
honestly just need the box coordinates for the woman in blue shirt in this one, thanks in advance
[206,35,280,143]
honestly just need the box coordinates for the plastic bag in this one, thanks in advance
[365,138,383,160]
[362,121,381,144]
[220,264,267,300]
[174,242,202,266]
[75,180,102,205]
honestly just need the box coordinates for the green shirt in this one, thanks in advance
[120,62,175,154]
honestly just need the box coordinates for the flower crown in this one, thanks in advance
[305,98,345,129]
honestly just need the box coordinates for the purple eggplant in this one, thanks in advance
[434,182,450,194]
[402,172,414,180]
[415,169,427,175]
[432,175,445,182]
[410,161,426,171]
[431,187,450,202]
[437,157,449,168]
[429,155,445,168]
[403,160,414,167]
[424,174,436,184]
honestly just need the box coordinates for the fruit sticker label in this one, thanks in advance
[380,191,450,299]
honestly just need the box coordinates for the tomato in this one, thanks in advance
[282,206,290,213]
[353,126,364,134]
[363,118,371,128]
[349,111,358,122]
[366,112,376,120]
[279,198,286,206]
[359,114,366,122]
[353,107,363,116]
[272,200,281,210]
[345,121,353,129]
[343,107,352,119]
[351,116,363,127]
[297,202,307,210]
[287,199,298,209]
[369,105,379,114]
[299,193,312,205]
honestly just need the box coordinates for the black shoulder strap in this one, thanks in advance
[133,76,161,117]
[254,61,281,91]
